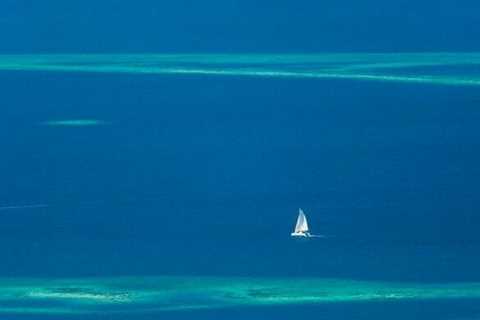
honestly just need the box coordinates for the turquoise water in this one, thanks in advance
[1,53,480,86]
[3,276,480,314]
[1,2,480,319]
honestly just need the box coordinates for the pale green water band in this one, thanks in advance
[40,119,107,126]
[0,53,479,86]
[1,276,480,314]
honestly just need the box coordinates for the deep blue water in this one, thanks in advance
[2,1,480,319]
[1,1,480,53]
[1,72,480,319]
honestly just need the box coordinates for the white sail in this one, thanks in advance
[294,208,309,233]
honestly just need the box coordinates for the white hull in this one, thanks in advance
[291,232,325,238]
[291,232,310,237]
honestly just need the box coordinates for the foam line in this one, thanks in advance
[0,204,49,211]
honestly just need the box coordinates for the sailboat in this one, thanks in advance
[291,208,323,238]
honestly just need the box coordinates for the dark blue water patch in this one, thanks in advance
[1,0,480,53]
[1,72,480,285]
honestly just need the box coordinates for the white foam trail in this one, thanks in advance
[0,204,49,211]
[309,234,327,238]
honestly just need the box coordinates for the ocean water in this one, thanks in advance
[1,2,480,320]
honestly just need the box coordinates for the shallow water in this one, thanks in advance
[1,53,480,86]
[3,276,480,315]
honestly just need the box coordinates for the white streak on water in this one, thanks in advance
[0,204,49,211]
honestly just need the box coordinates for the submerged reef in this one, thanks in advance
[40,119,107,127]
[0,53,480,86]
[1,276,480,314]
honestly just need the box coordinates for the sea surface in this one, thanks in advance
[1,1,480,319]
[1,65,480,319]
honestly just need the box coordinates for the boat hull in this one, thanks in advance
[291,232,309,237]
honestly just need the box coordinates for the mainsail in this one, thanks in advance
[294,208,309,233]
